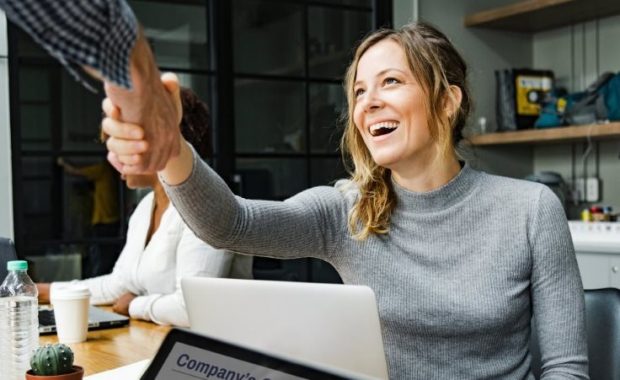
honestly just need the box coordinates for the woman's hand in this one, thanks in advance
[36,283,51,303]
[102,73,183,175]
[112,292,137,316]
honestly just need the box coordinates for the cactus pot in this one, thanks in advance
[26,365,84,380]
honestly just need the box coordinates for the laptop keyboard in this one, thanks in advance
[38,309,56,326]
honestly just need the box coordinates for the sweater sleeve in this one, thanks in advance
[128,222,234,327]
[529,187,589,379]
[163,149,346,260]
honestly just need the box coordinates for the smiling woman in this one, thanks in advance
[102,22,588,379]
[344,25,471,240]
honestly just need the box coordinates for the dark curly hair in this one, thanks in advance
[180,88,212,159]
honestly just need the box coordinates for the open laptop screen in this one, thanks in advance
[141,328,370,380]
[181,277,388,379]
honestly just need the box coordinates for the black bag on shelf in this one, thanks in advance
[495,69,517,131]
[495,69,554,131]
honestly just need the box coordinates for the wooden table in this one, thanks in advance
[40,316,171,376]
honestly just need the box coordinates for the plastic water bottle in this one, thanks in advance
[0,260,39,380]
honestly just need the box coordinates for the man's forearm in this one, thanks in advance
[104,28,161,125]
[103,28,182,173]
[1,0,183,173]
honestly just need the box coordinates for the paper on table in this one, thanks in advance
[83,359,150,380]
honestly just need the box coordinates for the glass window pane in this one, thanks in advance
[22,156,52,179]
[19,65,52,151]
[28,243,87,282]
[236,158,307,200]
[235,79,306,153]
[175,72,214,110]
[60,71,107,151]
[309,83,346,153]
[233,0,304,76]
[22,215,53,241]
[130,0,211,70]
[173,72,216,157]
[59,157,121,241]
[310,158,347,187]
[308,7,372,79]
[21,157,54,240]
[20,105,52,150]
[23,179,52,215]
[16,29,49,58]
[19,67,50,102]
[320,0,371,6]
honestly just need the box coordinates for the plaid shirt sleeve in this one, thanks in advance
[0,0,138,88]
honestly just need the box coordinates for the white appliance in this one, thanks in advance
[569,221,620,289]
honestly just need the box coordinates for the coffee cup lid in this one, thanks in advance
[51,285,91,301]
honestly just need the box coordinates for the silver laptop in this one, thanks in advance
[181,277,389,379]
[38,304,129,334]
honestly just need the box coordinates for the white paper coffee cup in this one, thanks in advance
[50,285,91,343]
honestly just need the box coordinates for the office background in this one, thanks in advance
[1,0,620,283]
[0,0,393,283]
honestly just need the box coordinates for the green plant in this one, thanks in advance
[30,343,75,376]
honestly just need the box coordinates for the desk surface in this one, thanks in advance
[40,316,170,376]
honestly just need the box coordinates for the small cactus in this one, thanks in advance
[30,343,75,376]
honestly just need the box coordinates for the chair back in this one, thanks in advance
[585,288,620,380]
[530,288,620,380]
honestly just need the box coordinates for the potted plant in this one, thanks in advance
[26,343,84,380]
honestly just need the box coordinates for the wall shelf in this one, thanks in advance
[467,122,620,146]
[464,0,620,33]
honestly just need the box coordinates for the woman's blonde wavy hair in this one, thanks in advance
[341,22,471,240]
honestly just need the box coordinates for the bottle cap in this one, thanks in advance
[7,260,28,271]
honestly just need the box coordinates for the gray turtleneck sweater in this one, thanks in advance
[164,153,588,379]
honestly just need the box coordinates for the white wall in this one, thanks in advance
[533,15,620,211]
[393,0,417,27]
[391,2,620,213]
[0,10,13,240]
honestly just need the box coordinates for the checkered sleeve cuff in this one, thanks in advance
[0,0,138,89]
[97,0,137,88]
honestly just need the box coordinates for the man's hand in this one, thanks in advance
[112,292,137,316]
[103,29,181,174]
[103,73,183,175]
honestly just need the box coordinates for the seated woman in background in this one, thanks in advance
[37,88,252,327]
